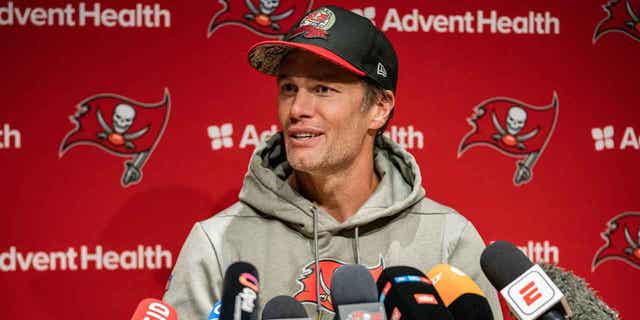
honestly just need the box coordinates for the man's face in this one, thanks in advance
[276,50,375,174]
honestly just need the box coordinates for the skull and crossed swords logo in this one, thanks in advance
[60,91,170,187]
[459,93,558,186]
[491,106,539,150]
[244,0,294,30]
[96,104,149,150]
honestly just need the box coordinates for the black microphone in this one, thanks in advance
[376,266,453,320]
[427,264,493,320]
[262,295,310,320]
[331,264,387,320]
[539,262,620,320]
[220,261,260,320]
[480,241,571,320]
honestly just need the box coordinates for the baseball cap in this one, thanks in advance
[248,5,398,92]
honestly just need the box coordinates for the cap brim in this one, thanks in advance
[248,40,366,77]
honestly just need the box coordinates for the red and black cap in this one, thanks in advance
[248,5,398,92]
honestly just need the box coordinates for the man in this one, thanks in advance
[164,5,503,320]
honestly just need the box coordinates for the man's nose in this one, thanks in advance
[289,89,316,120]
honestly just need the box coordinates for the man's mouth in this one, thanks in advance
[291,132,322,140]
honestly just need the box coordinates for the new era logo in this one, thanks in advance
[207,123,233,150]
[591,126,614,151]
[377,62,387,78]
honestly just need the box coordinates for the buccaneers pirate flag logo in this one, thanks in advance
[593,0,640,43]
[592,212,640,271]
[294,256,384,312]
[59,90,170,187]
[208,0,315,38]
[458,93,559,186]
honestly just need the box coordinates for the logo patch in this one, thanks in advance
[593,0,640,43]
[458,93,558,186]
[414,293,438,305]
[376,62,387,78]
[289,7,336,40]
[592,212,640,270]
[59,90,170,187]
[208,0,314,38]
[293,256,384,312]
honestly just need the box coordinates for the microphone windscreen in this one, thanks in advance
[480,240,533,290]
[130,298,178,320]
[428,264,493,320]
[331,264,379,310]
[376,266,453,320]
[220,261,260,320]
[262,295,308,320]
[539,262,620,320]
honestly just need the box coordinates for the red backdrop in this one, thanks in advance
[1,0,639,319]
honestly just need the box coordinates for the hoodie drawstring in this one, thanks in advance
[312,206,321,317]
[353,226,360,265]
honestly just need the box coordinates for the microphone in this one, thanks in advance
[130,298,178,320]
[539,262,620,320]
[262,295,310,320]
[331,264,387,320]
[220,261,260,320]
[427,264,493,320]
[376,266,453,320]
[480,241,572,320]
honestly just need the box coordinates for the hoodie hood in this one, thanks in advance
[238,132,426,237]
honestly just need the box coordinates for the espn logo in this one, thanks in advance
[414,293,437,305]
[501,264,563,320]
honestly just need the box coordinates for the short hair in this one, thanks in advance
[361,80,395,136]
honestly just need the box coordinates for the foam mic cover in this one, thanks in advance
[376,266,453,320]
[262,296,309,320]
[331,264,385,320]
[130,298,178,320]
[427,264,493,320]
[539,262,620,320]
[220,261,260,320]
[480,240,533,291]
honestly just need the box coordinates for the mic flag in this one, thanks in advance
[427,264,493,320]
[130,298,178,320]
[60,90,170,186]
[458,93,558,185]
[208,0,314,38]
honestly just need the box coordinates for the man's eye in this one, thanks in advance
[280,83,297,94]
[315,85,332,94]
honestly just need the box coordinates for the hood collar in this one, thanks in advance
[238,132,425,237]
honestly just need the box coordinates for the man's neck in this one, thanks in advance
[289,153,379,223]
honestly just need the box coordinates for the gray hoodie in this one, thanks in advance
[164,133,503,320]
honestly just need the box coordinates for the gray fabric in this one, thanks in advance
[164,133,504,320]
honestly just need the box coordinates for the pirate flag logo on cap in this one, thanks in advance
[208,0,314,38]
[59,90,170,187]
[458,93,559,186]
[593,0,640,43]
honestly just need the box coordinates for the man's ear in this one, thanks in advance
[369,90,395,131]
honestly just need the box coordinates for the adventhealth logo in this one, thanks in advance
[207,124,425,151]
[208,123,234,150]
[0,123,21,150]
[591,125,640,151]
